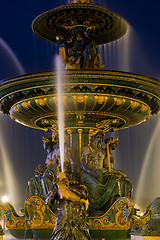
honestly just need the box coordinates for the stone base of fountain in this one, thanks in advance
[131,236,160,240]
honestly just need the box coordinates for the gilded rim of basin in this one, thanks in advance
[0,70,159,132]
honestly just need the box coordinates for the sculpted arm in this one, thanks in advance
[81,147,93,172]
[102,149,109,170]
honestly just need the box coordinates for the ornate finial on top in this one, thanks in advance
[68,0,92,3]
[42,136,50,143]
[52,131,59,142]
[90,129,105,138]
[105,137,119,144]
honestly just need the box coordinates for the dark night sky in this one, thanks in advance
[0,0,160,211]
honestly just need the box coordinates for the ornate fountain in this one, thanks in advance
[0,0,160,239]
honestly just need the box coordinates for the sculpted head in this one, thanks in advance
[34,164,46,177]
[91,130,104,150]
[105,137,119,150]
[57,171,67,181]
[52,131,59,143]
[42,137,55,153]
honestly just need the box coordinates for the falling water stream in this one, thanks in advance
[99,25,160,211]
[134,115,160,209]
[98,24,131,72]
[55,55,65,172]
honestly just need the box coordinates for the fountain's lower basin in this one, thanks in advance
[0,196,155,240]
[0,196,135,239]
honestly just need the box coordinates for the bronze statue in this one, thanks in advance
[105,137,127,177]
[57,27,107,70]
[27,135,58,206]
[0,225,4,236]
[49,132,75,179]
[50,171,90,240]
[42,132,74,180]
[27,164,47,199]
[81,131,132,215]
[42,132,90,239]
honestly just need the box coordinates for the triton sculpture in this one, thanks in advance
[0,0,160,239]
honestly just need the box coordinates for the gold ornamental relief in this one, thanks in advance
[13,105,21,113]
[115,98,125,106]
[68,0,92,3]
[88,218,115,230]
[130,100,139,109]
[96,119,112,132]
[146,109,151,120]
[77,95,85,103]
[22,101,31,109]
[10,115,15,120]
[141,104,148,113]
[97,96,105,104]
[67,129,73,147]
[35,98,46,107]
[111,119,120,125]
[76,113,85,126]
[31,211,44,228]
[54,10,106,31]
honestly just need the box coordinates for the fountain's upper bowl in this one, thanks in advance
[32,3,128,45]
[0,70,159,132]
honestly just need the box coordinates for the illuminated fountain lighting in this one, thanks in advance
[1,196,9,203]
[0,135,20,209]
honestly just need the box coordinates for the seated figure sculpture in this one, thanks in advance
[27,135,58,210]
[41,134,59,199]
[41,132,74,199]
[27,164,47,199]
[27,132,76,213]
[81,130,132,215]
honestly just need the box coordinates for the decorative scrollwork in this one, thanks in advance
[88,197,134,230]
[25,196,56,229]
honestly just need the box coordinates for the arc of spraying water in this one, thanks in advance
[0,37,25,76]
[134,116,160,206]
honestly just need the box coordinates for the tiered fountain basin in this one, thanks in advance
[0,70,159,133]
[1,2,160,240]
[32,3,128,45]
